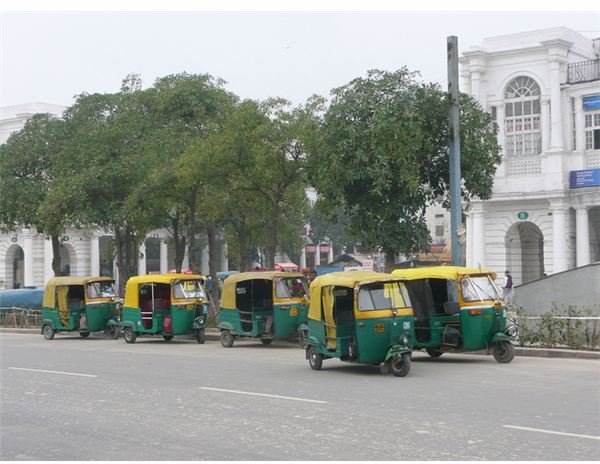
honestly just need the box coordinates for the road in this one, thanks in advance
[1,332,599,460]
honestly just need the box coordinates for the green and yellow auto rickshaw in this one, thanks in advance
[305,271,414,377]
[120,274,208,344]
[218,271,309,347]
[391,266,514,363]
[41,276,120,340]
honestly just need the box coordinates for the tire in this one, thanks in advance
[195,329,206,344]
[260,338,273,345]
[492,340,515,363]
[80,332,90,338]
[298,330,308,348]
[42,325,55,340]
[108,325,120,340]
[163,335,174,342]
[391,353,411,377]
[426,348,444,358]
[307,346,323,371]
[124,327,137,344]
[221,330,234,348]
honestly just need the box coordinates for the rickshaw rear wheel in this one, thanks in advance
[426,348,444,358]
[42,325,55,340]
[260,338,273,345]
[163,335,174,341]
[307,346,323,370]
[107,325,120,339]
[80,332,90,338]
[124,328,137,344]
[391,353,411,377]
[221,330,234,348]
[492,340,515,363]
[195,329,206,344]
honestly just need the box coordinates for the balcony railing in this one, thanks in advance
[567,59,600,84]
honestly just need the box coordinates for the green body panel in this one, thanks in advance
[414,306,508,352]
[218,303,308,338]
[122,304,200,336]
[42,303,117,333]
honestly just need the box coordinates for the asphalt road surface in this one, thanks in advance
[1,332,599,460]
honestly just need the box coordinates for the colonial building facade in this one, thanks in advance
[461,27,600,285]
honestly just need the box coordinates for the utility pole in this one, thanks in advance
[447,36,463,266]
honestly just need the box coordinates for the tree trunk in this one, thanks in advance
[383,247,397,273]
[265,203,279,270]
[171,212,186,273]
[115,229,126,295]
[50,234,63,276]
[236,224,252,272]
[115,227,140,296]
[187,193,198,273]
[206,222,220,313]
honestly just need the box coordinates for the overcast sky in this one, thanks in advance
[1,7,599,108]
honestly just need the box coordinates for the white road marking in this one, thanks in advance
[200,387,326,404]
[8,367,97,378]
[503,425,600,441]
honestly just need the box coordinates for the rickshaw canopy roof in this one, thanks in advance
[220,271,305,308]
[392,266,495,281]
[124,274,205,308]
[43,276,115,308]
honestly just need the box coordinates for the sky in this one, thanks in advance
[1,3,600,109]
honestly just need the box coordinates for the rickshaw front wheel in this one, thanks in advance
[106,325,120,339]
[260,338,273,345]
[195,329,205,344]
[221,330,234,348]
[307,346,323,370]
[42,325,55,340]
[124,328,137,344]
[391,353,411,377]
[80,332,90,338]
[163,335,174,342]
[426,348,444,358]
[492,341,515,363]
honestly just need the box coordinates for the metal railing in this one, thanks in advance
[567,59,600,84]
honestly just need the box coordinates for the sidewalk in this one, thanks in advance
[2,327,599,359]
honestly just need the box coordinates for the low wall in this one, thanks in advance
[514,263,600,315]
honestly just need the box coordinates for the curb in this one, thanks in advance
[1,328,599,359]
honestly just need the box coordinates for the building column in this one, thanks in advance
[23,234,34,287]
[328,244,334,264]
[299,247,306,269]
[471,204,486,269]
[201,246,209,275]
[575,95,585,153]
[551,201,568,273]
[90,235,100,276]
[315,244,320,267]
[138,242,146,276]
[575,206,590,267]
[160,240,168,274]
[221,242,229,272]
[182,249,189,271]
[541,98,551,152]
[44,238,54,283]
[549,61,564,151]
[470,70,481,102]
[465,213,474,267]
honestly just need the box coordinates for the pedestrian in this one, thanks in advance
[502,270,514,305]
[309,269,317,283]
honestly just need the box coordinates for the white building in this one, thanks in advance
[0,103,226,289]
[461,27,600,285]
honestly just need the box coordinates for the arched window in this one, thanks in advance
[504,76,542,157]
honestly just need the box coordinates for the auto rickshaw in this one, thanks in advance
[41,276,120,339]
[391,266,515,363]
[305,271,414,377]
[218,271,309,347]
[120,274,208,344]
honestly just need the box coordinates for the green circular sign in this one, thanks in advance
[517,211,529,220]
[10,236,17,243]
[62,235,70,242]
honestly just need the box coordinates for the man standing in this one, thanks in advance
[502,270,514,305]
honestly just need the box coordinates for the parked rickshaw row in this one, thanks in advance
[40,266,516,377]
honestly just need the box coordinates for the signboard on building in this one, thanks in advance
[583,95,600,111]
[569,168,600,188]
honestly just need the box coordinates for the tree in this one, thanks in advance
[307,69,501,270]
[0,113,70,276]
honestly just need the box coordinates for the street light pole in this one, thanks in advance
[447,35,463,266]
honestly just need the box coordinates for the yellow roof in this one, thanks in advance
[391,266,493,281]
[221,271,305,308]
[43,276,115,308]
[309,270,397,290]
[123,274,205,308]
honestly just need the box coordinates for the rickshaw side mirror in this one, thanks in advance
[443,301,460,315]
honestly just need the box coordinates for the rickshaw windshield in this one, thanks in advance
[357,281,409,311]
[275,277,308,299]
[461,275,502,302]
[86,281,116,299]
[173,280,206,300]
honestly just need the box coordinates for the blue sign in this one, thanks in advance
[583,95,600,111]
[570,168,600,188]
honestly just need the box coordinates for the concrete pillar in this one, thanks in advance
[541,98,551,152]
[201,245,209,275]
[328,244,334,264]
[23,235,34,287]
[160,240,168,274]
[222,242,229,272]
[549,61,564,150]
[182,249,189,271]
[138,242,146,276]
[315,244,320,267]
[471,205,486,269]
[551,202,568,273]
[465,213,474,267]
[44,238,54,284]
[575,206,590,267]
[90,235,100,276]
[299,247,306,269]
